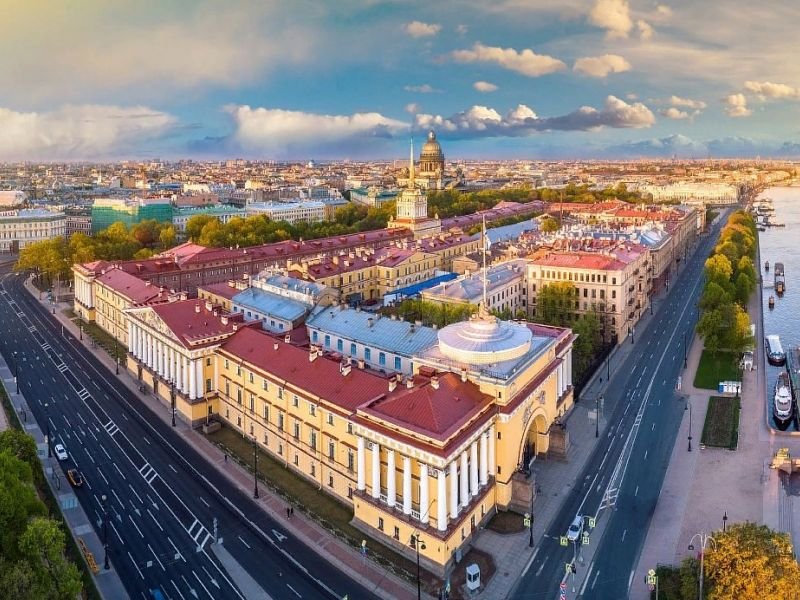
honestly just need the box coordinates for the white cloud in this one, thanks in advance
[743,81,800,100]
[473,81,499,92]
[0,104,175,160]
[660,107,689,119]
[405,21,441,38]
[669,95,707,109]
[626,93,639,100]
[414,95,654,137]
[656,5,673,18]
[404,84,439,93]
[724,93,752,117]
[589,0,633,38]
[573,54,631,78]
[451,43,566,77]
[405,103,421,114]
[225,105,406,152]
[456,24,469,35]
[637,19,654,40]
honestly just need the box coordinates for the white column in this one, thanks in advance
[460,451,469,508]
[437,468,447,531]
[449,463,459,518]
[470,441,479,497]
[189,359,197,400]
[182,356,190,394]
[567,350,572,388]
[195,360,204,396]
[403,456,412,514]
[489,424,496,477]
[127,322,134,353]
[371,442,380,499]
[144,333,150,367]
[479,432,488,486]
[557,362,563,397]
[136,327,143,360]
[387,450,396,507]
[357,437,366,491]
[419,464,429,524]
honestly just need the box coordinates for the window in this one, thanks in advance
[328,440,335,459]
[262,379,268,391]
[329,474,334,488]
[278,413,284,431]
[337,339,343,352]
[312,331,318,343]
[378,517,384,531]
[393,527,400,540]
[378,352,386,366]
[309,403,316,416]
[264,432,268,445]
[236,388,242,405]
[350,343,357,355]
[249,372,254,384]
[293,454,299,466]
[224,359,229,370]
[347,423,353,434]
[327,413,334,426]
[250,423,254,436]
[324,335,331,348]
[394,356,401,371]
[236,364,241,376]
[310,430,317,451]
[278,443,283,456]
[249,394,254,411]
[310,464,315,477]
[347,450,355,472]
[263,403,269,421]
[278,388,283,400]
[293,422,300,439]
[206,357,212,366]
[364,348,371,361]
[292,395,299,408]
[206,379,212,392]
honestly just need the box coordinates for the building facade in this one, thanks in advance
[246,201,326,224]
[0,208,66,253]
[91,197,173,234]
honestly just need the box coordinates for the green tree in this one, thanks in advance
[699,282,732,312]
[0,430,39,467]
[185,214,218,241]
[536,282,576,327]
[159,225,177,249]
[540,216,560,233]
[17,517,83,600]
[0,451,46,557]
[705,254,733,286]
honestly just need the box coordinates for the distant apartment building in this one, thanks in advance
[64,208,92,237]
[0,208,66,253]
[246,201,326,225]
[638,182,739,205]
[172,205,246,234]
[350,187,398,208]
[91,197,173,234]
[422,260,527,315]
[0,190,26,207]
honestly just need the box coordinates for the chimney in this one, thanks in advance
[358,359,365,370]
[431,375,439,390]
[284,334,291,343]
[274,342,279,351]
[221,315,228,325]
[205,300,213,311]
[389,377,398,392]
[309,347,318,362]
[368,317,374,328]
[461,368,468,382]
[341,362,352,377]
[195,303,201,313]
[406,376,414,389]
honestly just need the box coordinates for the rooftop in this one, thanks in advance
[146,299,244,348]
[423,259,526,304]
[232,287,310,323]
[96,267,169,304]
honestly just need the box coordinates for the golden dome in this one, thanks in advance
[420,130,444,162]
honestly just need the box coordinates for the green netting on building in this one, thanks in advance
[91,202,173,234]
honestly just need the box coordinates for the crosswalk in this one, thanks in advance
[139,462,158,485]
[188,518,213,553]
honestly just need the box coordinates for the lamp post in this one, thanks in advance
[683,331,688,369]
[411,534,426,600]
[595,395,601,438]
[114,339,119,375]
[13,350,18,393]
[687,400,693,452]
[102,493,110,570]
[79,324,83,341]
[688,532,716,600]
[253,434,259,499]
[45,402,52,457]
[722,510,728,533]
[170,380,176,427]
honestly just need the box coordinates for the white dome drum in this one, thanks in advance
[437,311,532,365]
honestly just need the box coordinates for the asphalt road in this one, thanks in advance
[0,267,377,600]
[511,211,729,600]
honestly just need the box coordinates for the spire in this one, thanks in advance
[408,137,415,189]
[482,213,488,309]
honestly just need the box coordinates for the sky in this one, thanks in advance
[2,0,800,161]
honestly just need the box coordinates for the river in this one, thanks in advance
[759,186,800,431]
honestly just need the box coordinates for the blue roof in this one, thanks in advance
[389,272,459,299]
[486,219,538,245]
[232,288,309,322]
[306,306,439,356]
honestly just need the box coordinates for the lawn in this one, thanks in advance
[72,318,127,362]
[700,396,741,449]
[205,425,446,593]
[693,349,740,390]
[486,510,525,534]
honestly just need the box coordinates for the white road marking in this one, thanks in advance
[238,535,251,549]
[634,486,639,497]
[127,551,144,579]
[199,497,210,508]
[147,508,164,531]
[149,543,166,571]
[286,584,302,598]
[129,515,144,538]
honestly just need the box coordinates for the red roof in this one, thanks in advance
[218,328,388,412]
[150,299,243,348]
[198,281,243,302]
[530,252,627,271]
[96,267,168,305]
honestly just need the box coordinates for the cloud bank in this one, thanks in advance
[405,21,442,37]
[452,43,566,77]
[573,54,631,78]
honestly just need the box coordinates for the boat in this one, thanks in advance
[774,371,794,425]
[767,335,787,366]
[775,262,785,295]
[769,295,775,309]
[766,261,770,271]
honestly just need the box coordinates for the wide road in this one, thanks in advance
[512,210,729,600]
[0,266,377,600]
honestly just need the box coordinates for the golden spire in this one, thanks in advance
[408,137,415,189]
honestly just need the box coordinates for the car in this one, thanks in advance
[66,469,83,487]
[53,443,68,461]
[566,515,584,542]
[148,588,165,600]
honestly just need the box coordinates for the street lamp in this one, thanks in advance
[683,331,688,369]
[411,534,426,600]
[101,494,110,570]
[252,434,259,499]
[114,339,119,375]
[722,510,728,532]
[688,532,716,600]
[687,400,693,452]
[170,381,176,427]
[79,324,83,341]
[45,402,52,457]
[13,350,18,393]
[595,395,602,438]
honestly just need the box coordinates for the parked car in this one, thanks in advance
[54,443,68,461]
[66,469,83,487]
[567,515,584,542]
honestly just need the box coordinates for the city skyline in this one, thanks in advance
[3,0,800,160]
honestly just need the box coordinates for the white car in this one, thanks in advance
[54,443,68,461]
[567,515,584,542]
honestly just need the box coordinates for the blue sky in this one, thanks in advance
[2,0,800,160]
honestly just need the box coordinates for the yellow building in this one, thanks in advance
[211,308,574,574]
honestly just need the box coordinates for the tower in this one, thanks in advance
[388,137,441,239]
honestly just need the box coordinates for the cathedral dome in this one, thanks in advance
[420,130,444,162]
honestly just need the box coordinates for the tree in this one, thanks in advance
[704,523,800,599]
[0,451,46,557]
[0,430,39,467]
[17,517,83,600]
[159,225,177,249]
[185,214,218,241]
[540,216,560,233]
[699,281,732,313]
[705,254,733,286]
[537,282,576,327]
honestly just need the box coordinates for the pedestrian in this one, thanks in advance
[224,453,227,463]
[287,507,291,519]
[290,506,294,517]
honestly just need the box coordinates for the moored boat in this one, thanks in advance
[775,262,785,295]
[774,371,793,425]
[769,296,775,309]
[765,261,770,271]
[767,335,787,366]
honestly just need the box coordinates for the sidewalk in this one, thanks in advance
[473,239,701,600]
[631,233,800,598]
[30,280,420,600]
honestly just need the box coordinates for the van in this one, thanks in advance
[567,515,584,542]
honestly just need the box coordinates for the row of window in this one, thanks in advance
[310,332,403,370]
[540,270,616,284]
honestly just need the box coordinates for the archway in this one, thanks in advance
[519,413,549,473]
